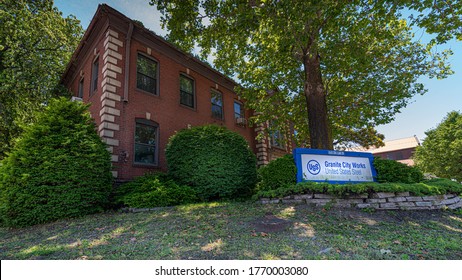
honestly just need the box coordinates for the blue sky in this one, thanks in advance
[55,0,461,143]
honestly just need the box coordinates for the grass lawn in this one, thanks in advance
[1,201,461,260]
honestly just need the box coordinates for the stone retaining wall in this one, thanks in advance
[259,192,462,210]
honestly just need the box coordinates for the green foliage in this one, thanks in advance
[0,0,83,159]
[114,173,198,208]
[0,98,113,227]
[373,157,424,184]
[254,178,462,200]
[257,154,296,191]
[405,1,462,43]
[165,125,257,201]
[152,0,457,149]
[415,111,462,182]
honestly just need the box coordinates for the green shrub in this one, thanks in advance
[0,98,113,227]
[253,178,462,199]
[373,157,424,183]
[414,111,462,182]
[257,154,296,191]
[166,125,257,201]
[114,173,198,208]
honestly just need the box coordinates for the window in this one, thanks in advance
[234,101,246,126]
[78,78,84,98]
[270,130,286,149]
[180,75,195,108]
[137,54,158,94]
[90,58,99,95]
[134,119,159,165]
[234,101,244,119]
[211,90,223,120]
[269,121,286,149]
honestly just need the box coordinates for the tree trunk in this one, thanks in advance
[303,54,333,150]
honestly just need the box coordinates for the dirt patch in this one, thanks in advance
[251,212,292,233]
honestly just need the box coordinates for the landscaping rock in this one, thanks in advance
[397,202,416,208]
[388,197,407,203]
[405,197,423,202]
[343,199,366,204]
[380,203,399,209]
[282,199,304,204]
[366,199,387,203]
[346,194,368,199]
[294,194,313,200]
[356,203,372,209]
[311,199,333,204]
[373,192,395,199]
[257,192,462,210]
[415,202,433,207]
[260,199,281,204]
[422,195,445,201]
[333,201,353,208]
[448,201,462,209]
[314,194,336,199]
[441,197,460,205]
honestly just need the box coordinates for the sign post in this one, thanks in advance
[294,148,377,184]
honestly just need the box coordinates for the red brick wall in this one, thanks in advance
[69,29,108,126]
[374,148,416,161]
[68,25,257,181]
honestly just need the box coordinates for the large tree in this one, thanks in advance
[150,0,459,149]
[414,111,462,182]
[0,0,83,159]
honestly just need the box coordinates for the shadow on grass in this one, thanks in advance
[1,202,461,260]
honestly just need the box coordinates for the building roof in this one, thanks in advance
[367,136,421,154]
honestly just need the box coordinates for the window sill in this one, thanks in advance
[135,87,159,97]
[270,146,287,151]
[179,103,197,111]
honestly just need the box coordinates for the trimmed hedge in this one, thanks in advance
[257,154,296,191]
[166,125,257,201]
[253,178,462,199]
[374,157,424,183]
[0,98,113,227]
[114,173,198,208]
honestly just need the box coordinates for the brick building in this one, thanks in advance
[61,4,292,181]
[367,136,421,166]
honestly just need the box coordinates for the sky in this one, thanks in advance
[55,0,461,143]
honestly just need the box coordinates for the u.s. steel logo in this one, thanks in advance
[307,160,321,175]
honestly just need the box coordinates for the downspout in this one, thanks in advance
[123,22,134,102]
[119,22,134,167]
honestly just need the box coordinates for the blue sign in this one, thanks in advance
[294,148,377,184]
